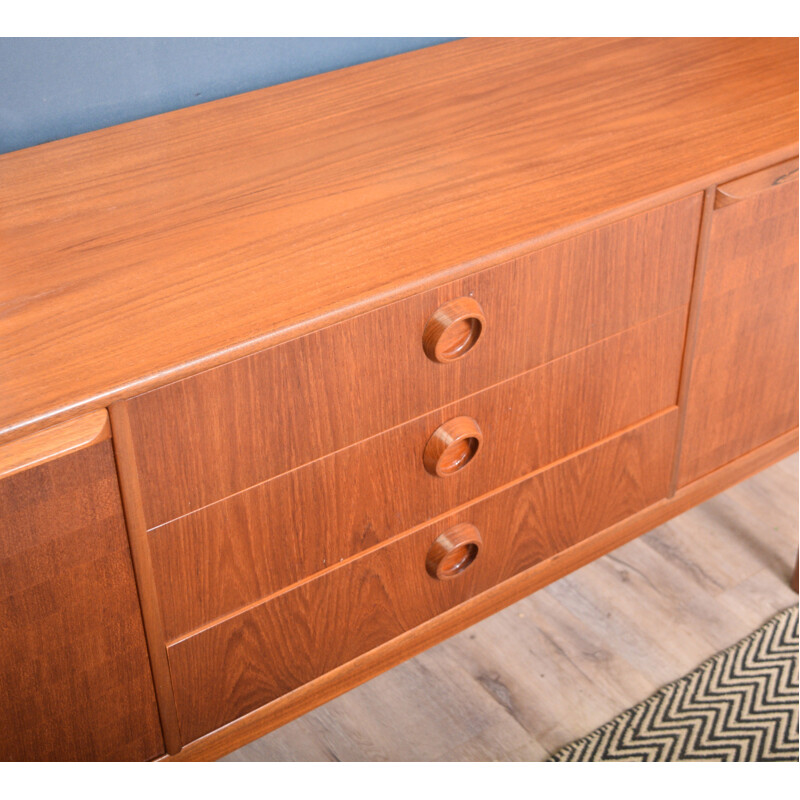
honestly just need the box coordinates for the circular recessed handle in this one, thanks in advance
[426,523,483,580]
[423,416,482,477]
[423,297,486,363]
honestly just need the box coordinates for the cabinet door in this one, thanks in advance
[0,414,164,761]
[678,160,798,487]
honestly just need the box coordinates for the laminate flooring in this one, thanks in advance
[221,454,799,761]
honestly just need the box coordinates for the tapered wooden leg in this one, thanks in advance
[792,554,799,594]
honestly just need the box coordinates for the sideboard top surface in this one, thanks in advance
[1,37,797,441]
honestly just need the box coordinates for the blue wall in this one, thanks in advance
[0,38,456,155]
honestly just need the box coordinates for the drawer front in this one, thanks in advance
[127,195,700,527]
[0,438,164,761]
[152,308,686,640]
[678,173,798,486]
[168,409,678,744]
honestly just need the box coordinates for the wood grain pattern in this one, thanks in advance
[677,178,799,486]
[128,197,699,527]
[0,409,110,480]
[1,38,795,444]
[163,426,797,761]
[701,176,799,301]
[0,441,164,761]
[167,410,678,743]
[715,157,798,208]
[150,309,686,640]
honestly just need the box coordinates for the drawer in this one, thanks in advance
[152,308,687,640]
[126,195,701,527]
[167,409,679,744]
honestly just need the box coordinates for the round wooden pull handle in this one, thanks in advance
[426,523,482,580]
[423,416,482,477]
[423,297,486,363]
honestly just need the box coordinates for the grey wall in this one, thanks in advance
[0,37,456,155]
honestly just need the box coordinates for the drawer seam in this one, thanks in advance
[165,404,678,647]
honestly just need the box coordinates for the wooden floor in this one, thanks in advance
[222,454,799,762]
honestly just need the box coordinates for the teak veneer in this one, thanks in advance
[0,38,797,761]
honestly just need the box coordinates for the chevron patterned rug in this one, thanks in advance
[549,605,799,761]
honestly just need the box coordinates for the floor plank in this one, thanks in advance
[221,454,799,761]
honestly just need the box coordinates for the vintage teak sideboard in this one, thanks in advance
[1,38,797,761]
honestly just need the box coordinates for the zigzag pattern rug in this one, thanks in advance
[549,605,799,761]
